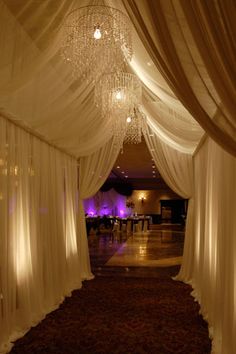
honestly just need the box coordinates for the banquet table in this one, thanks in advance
[85,216,151,234]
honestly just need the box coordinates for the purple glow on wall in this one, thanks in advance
[115,194,126,217]
[88,210,95,216]
[83,197,96,216]
[101,205,110,215]
[83,189,127,217]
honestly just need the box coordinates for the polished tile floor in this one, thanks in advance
[88,225,185,277]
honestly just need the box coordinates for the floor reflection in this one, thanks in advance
[88,226,185,277]
[106,230,184,267]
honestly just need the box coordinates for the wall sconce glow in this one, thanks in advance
[139,195,146,203]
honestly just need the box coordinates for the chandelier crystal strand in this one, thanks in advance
[60,5,133,83]
[94,72,141,114]
[124,108,143,144]
[112,111,128,149]
[95,71,142,146]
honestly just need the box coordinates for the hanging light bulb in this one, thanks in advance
[126,116,132,123]
[60,5,133,83]
[94,25,102,39]
[116,89,122,100]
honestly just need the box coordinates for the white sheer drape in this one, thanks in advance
[1,1,236,353]
[143,121,194,281]
[190,137,236,354]
[0,115,81,354]
[77,138,121,279]
[0,0,113,158]
[124,0,236,156]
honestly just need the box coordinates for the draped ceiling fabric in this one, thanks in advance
[124,0,236,157]
[0,0,236,353]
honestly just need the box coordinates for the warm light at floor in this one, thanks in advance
[16,219,33,285]
[66,212,78,258]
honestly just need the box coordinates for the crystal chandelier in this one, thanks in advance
[94,71,142,146]
[94,71,141,114]
[60,4,133,83]
[124,107,143,144]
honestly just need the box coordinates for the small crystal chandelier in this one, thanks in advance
[60,4,133,83]
[94,71,141,114]
[94,71,142,147]
[124,107,143,144]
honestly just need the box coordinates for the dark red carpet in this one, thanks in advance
[10,275,211,354]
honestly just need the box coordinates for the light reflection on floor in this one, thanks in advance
[106,230,183,267]
[88,226,185,276]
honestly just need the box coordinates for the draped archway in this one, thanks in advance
[0,1,235,353]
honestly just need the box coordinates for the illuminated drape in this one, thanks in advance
[191,137,236,354]
[0,0,113,158]
[0,115,81,354]
[1,1,236,353]
[143,122,194,281]
[77,138,121,279]
[124,0,236,156]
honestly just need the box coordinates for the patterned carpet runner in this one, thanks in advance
[10,276,211,354]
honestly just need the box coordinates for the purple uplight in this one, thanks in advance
[84,189,127,217]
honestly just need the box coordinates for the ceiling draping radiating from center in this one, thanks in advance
[1,0,222,159]
[1,0,235,158]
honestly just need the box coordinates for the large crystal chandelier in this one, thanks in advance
[94,71,142,146]
[60,4,133,83]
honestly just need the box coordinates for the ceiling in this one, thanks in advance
[107,136,171,190]
[112,136,158,179]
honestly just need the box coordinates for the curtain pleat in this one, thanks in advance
[77,138,121,279]
[143,121,194,282]
[124,0,236,156]
[0,115,81,354]
[191,137,236,354]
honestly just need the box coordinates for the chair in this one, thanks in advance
[112,221,120,233]
[143,220,148,233]
[138,220,143,232]
[126,220,132,235]
[121,222,127,233]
